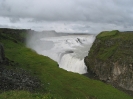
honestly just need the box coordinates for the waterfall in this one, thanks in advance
[59,53,87,74]
[26,31,95,74]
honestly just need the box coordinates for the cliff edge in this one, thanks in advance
[85,30,133,91]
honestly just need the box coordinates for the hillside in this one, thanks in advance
[0,28,133,99]
[85,30,133,95]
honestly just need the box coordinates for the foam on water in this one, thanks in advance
[27,32,95,74]
[59,53,87,74]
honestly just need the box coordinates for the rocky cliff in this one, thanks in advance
[0,30,41,92]
[85,30,133,91]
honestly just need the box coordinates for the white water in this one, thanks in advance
[59,54,87,74]
[27,31,95,74]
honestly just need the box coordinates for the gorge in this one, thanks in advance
[27,30,133,94]
[26,31,95,74]
[1,28,133,98]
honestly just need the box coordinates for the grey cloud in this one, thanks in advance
[71,24,91,32]
[0,0,132,23]
[0,0,133,33]
[9,17,20,23]
[0,24,19,29]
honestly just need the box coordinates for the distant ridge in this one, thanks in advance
[120,31,133,32]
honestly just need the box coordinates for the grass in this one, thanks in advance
[0,30,133,99]
[88,30,133,61]
[97,45,118,60]
[97,30,119,39]
[86,30,133,98]
[0,91,60,99]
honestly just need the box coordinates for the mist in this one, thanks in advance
[26,31,95,74]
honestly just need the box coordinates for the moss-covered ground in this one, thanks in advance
[88,30,133,62]
[0,29,133,99]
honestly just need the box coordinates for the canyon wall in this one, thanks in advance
[85,30,133,91]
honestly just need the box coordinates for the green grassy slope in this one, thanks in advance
[88,30,133,62]
[0,30,133,99]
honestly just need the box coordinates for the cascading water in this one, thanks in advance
[59,54,87,74]
[27,31,95,74]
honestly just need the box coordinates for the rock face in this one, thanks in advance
[0,42,41,91]
[0,43,5,63]
[0,67,41,91]
[85,30,133,91]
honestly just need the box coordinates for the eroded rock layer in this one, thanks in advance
[85,30,133,91]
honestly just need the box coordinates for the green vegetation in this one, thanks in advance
[85,30,133,94]
[0,91,61,99]
[97,30,119,39]
[0,29,133,99]
[97,45,118,60]
[87,30,120,61]
[89,30,133,62]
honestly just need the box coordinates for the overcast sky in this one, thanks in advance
[0,0,133,34]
